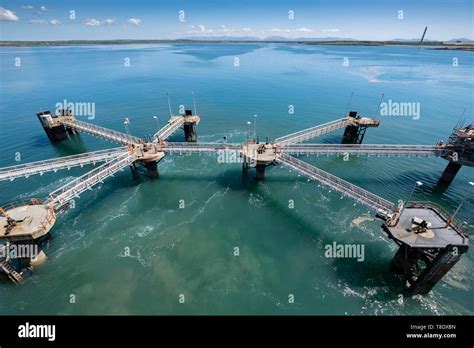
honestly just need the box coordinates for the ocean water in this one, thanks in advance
[0,43,473,315]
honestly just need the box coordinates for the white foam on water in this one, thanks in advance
[15,175,76,199]
[351,215,377,226]
[248,193,265,208]
[118,248,151,269]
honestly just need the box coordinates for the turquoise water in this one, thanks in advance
[0,43,473,315]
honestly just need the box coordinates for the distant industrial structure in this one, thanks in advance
[0,102,472,295]
[419,26,428,45]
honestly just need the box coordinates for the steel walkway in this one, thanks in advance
[60,118,142,145]
[277,153,395,215]
[153,117,185,141]
[0,148,129,182]
[274,118,352,145]
[0,259,23,283]
[48,152,136,208]
[279,144,447,157]
[161,142,241,153]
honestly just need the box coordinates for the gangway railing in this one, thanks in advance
[153,117,185,141]
[274,118,352,145]
[277,153,395,215]
[279,144,447,157]
[161,142,241,153]
[60,118,142,145]
[48,153,136,208]
[0,148,129,182]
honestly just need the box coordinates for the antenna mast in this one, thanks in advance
[192,92,197,115]
[345,92,353,116]
[419,26,428,45]
[167,92,173,117]
[375,93,385,116]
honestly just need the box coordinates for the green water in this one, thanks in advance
[0,44,473,314]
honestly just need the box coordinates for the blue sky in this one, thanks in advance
[0,0,472,41]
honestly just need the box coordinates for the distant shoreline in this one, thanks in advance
[1,40,473,51]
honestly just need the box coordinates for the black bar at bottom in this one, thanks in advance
[0,315,472,346]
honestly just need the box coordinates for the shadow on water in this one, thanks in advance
[318,134,344,144]
[330,256,406,300]
[235,169,407,297]
[432,178,452,195]
[33,160,439,300]
[272,44,326,56]
[170,43,264,61]
[49,134,89,156]
[28,134,55,149]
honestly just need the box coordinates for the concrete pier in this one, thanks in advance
[391,243,468,294]
[255,163,267,181]
[184,123,197,142]
[143,160,159,178]
[130,163,139,179]
[36,111,69,142]
[438,124,474,184]
[128,142,165,178]
[240,141,277,181]
[383,203,468,294]
[440,161,462,183]
[183,110,199,142]
[341,111,380,144]
[0,203,56,242]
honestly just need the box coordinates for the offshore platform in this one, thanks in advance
[0,103,472,295]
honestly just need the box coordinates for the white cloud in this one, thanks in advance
[242,28,251,31]
[187,24,212,34]
[323,28,339,32]
[81,18,116,26]
[29,19,47,24]
[127,18,142,25]
[297,28,312,33]
[22,5,34,10]
[40,5,47,11]
[271,28,282,32]
[29,18,62,25]
[0,7,20,21]
[83,18,101,26]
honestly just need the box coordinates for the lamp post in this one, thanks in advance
[124,117,130,136]
[450,181,474,221]
[167,92,173,117]
[253,114,258,140]
[246,121,251,163]
[192,91,197,115]
[246,121,251,142]
[153,116,160,141]
[399,180,423,218]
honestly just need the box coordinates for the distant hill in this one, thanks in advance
[182,36,260,41]
[179,36,474,43]
[445,38,474,43]
[181,36,357,42]
[289,37,356,42]
[389,38,441,43]
[262,36,290,41]
[1,38,473,50]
